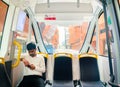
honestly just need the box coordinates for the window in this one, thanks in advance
[0,0,8,49]
[89,13,113,56]
[15,16,35,53]
[40,22,88,52]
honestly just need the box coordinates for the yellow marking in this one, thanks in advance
[38,52,48,58]
[78,53,98,59]
[54,52,73,59]
[0,58,5,64]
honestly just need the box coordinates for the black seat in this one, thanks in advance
[78,53,105,87]
[53,53,74,87]
[0,59,12,87]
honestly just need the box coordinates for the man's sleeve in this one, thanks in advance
[20,53,27,61]
[35,55,46,73]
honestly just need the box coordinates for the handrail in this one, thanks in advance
[38,52,48,58]
[0,58,5,64]
[78,53,98,59]
[12,40,22,68]
[25,7,47,53]
[54,52,73,58]
[79,7,103,53]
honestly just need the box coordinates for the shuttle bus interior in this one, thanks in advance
[0,0,120,87]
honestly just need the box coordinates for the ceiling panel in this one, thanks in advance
[37,0,93,3]
[35,3,93,13]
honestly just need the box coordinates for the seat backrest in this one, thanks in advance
[42,56,48,80]
[0,60,12,87]
[5,60,12,80]
[79,54,100,82]
[54,56,73,81]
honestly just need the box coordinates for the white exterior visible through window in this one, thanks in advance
[16,10,26,32]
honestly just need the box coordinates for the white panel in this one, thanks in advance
[0,5,15,57]
[37,0,93,3]
[98,56,114,82]
[12,7,20,31]
[12,62,24,87]
[35,3,93,13]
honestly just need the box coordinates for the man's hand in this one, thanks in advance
[29,64,35,70]
[21,58,35,70]
[22,58,30,67]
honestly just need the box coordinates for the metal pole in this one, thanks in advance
[77,0,80,8]
[47,0,50,8]
[102,0,114,82]
[95,15,100,55]
[28,17,32,42]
